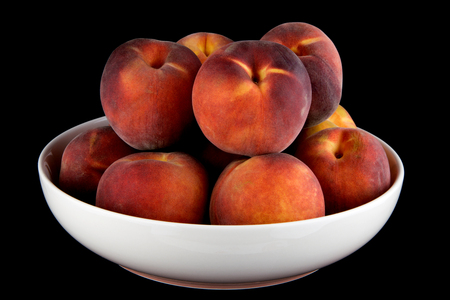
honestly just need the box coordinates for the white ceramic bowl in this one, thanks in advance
[38,116,404,289]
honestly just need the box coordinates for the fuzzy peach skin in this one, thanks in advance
[261,22,343,128]
[100,38,201,150]
[96,152,209,224]
[286,119,338,155]
[328,105,356,128]
[295,128,391,215]
[177,32,233,64]
[288,104,356,152]
[59,126,136,203]
[192,40,312,157]
[210,153,325,225]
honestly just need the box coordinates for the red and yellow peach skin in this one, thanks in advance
[289,104,356,151]
[177,32,233,64]
[96,152,209,224]
[328,105,356,128]
[210,153,325,225]
[261,22,343,127]
[59,126,136,203]
[192,40,312,157]
[295,128,391,215]
[100,38,201,150]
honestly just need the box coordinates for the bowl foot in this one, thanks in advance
[120,265,318,289]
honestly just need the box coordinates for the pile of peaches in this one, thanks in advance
[59,22,391,225]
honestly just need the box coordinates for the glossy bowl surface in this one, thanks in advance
[38,116,404,289]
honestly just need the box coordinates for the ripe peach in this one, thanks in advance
[295,128,391,215]
[96,152,209,224]
[288,119,338,153]
[100,38,201,150]
[192,40,312,157]
[288,104,355,152]
[261,22,343,127]
[59,126,136,203]
[177,32,233,63]
[210,153,325,225]
[328,105,356,128]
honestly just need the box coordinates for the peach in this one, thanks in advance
[96,152,209,224]
[192,40,312,157]
[210,153,325,225]
[328,105,356,128]
[287,104,355,152]
[295,128,391,215]
[261,22,343,127]
[59,126,136,204]
[100,38,202,150]
[177,32,233,63]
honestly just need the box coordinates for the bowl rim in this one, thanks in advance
[38,116,404,230]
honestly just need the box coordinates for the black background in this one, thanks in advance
[21,5,426,297]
